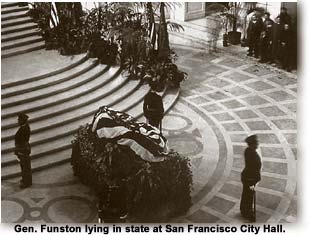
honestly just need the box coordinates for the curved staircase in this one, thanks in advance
[1,53,180,180]
[1,2,45,58]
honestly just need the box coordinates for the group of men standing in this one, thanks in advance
[246,7,296,72]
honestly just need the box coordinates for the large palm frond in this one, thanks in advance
[166,21,184,32]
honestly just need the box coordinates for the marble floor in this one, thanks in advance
[1,44,297,223]
[168,44,297,223]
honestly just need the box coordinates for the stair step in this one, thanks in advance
[1,67,120,130]
[2,57,91,97]
[112,84,149,112]
[1,148,72,180]
[1,41,45,58]
[1,9,28,21]
[1,70,129,139]
[1,22,37,35]
[2,60,101,107]
[1,79,143,162]
[1,75,138,141]
[1,79,142,153]
[1,141,73,180]
[2,35,44,50]
[1,81,136,149]
[1,5,28,15]
[2,58,97,98]
[1,2,20,8]
[1,82,146,168]
[2,53,88,89]
[1,87,180,179]
[1,66,118,121]
[1,28,40,42]
[1,16,33,28]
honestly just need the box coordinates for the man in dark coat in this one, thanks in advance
[279,7,292,26]
[240,135,262,222]
[15,113,32,188]
[143,83,164,129]
[247,14,264,58]
[270,16,282,64]
[259,12,274,63]
[279,23,293,72]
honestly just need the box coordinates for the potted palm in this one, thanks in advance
[224,2,258,45]
[226,2,243,45]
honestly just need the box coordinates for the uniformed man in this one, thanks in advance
[15,113,32,188]
[240,135,261,222]
[143,83,164,129]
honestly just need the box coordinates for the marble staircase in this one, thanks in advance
[1,54,179,179]
[1,2,45,58]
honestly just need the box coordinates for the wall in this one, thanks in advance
[256,2,281,20]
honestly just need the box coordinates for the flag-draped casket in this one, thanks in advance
[91,106,169,162]
[71,106,192,222]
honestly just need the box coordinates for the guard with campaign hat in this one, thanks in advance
[15,113,32,188]
[240,134,261,222]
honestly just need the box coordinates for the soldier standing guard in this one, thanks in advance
[143,83,164,129]
[240,135,262,222]
[270,16,282,64]
[279,23,293,72]
[15,113,32,188]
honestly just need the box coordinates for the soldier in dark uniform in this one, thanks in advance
[15,113,32,188]
[240,135,261,222]
[259,12,274,63]
[143,83,164,129]
[279,23,293,71]
[247,14,264,58]
[270,16,282,64]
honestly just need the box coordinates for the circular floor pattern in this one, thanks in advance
[1,198,28,223]
[28,207,43,221]
[163,101,223,199]
[162,113,193,132]
[42,196,97,223]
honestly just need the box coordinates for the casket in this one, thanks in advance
[71,106,192,222]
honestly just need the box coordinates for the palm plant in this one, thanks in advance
[221,2,257,44]
[104,2,184,78]
[157,3,169,59]
[29,2,186,86]
[145,2,156,50]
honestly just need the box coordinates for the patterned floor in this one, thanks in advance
[169,45,297,223]
[1,45,297,223]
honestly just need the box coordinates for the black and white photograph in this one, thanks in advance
[1,1,299,226]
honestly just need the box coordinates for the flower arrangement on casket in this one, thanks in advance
[71,106,192,221]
